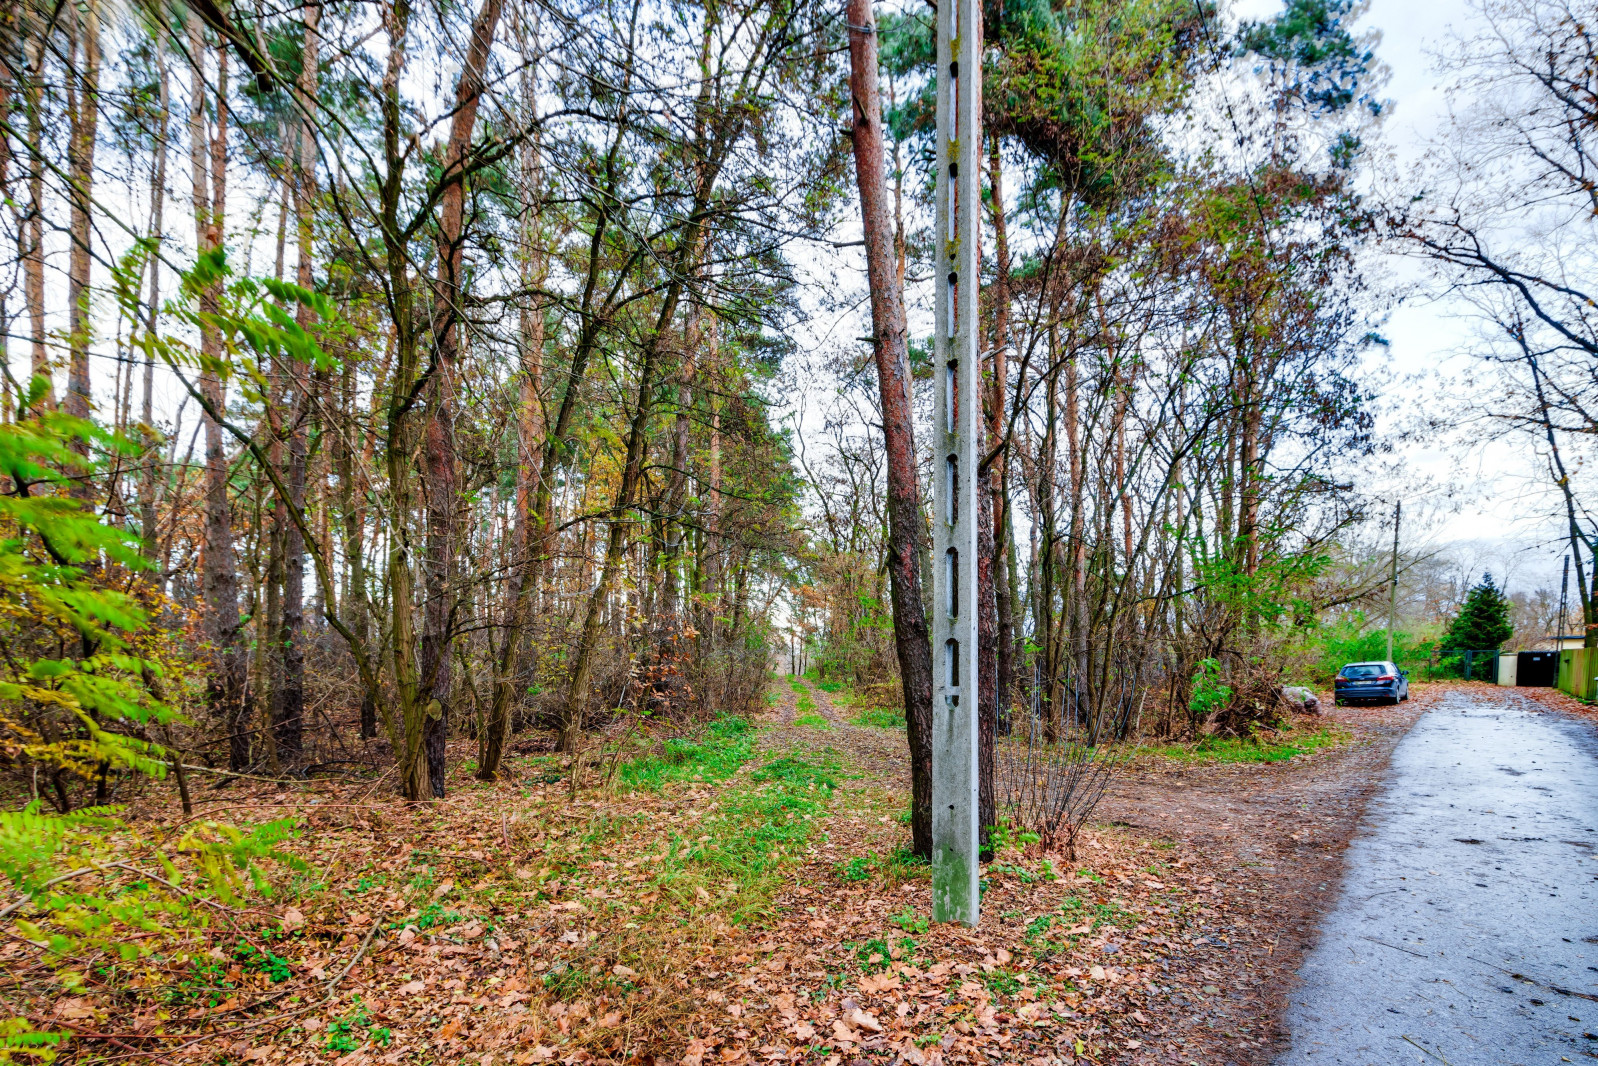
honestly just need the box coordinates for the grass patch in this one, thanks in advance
[831,846,929,888]
[1135,725,1349,765]
[1059,892,1138,930]
[646,751,840,923]
[849,705,905,730]
[981,967,1025,997]
[1025,893,1139,958]
[615,716,755,791]
[794,713,830,729]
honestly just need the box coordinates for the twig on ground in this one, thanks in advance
[1362,935,1429,958]
[1467,955,1598,1002]
[327,920,384,998]
[27,1016,183,1066]
[1401,1034,1451,1064]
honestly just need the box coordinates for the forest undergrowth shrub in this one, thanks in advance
[1307,618,1435,683]
[1210,663,1291,736]
[527,627,775,743]
[0,391,201,810]
[0,392,296,1053]
[1136,724,1349,764]
[0,802,304,1054]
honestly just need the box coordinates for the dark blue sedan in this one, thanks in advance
[1334,661,1410,706]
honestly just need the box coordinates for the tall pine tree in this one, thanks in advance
[1441,574,1514,651]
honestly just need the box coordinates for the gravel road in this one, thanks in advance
[1280,689,1598,1065]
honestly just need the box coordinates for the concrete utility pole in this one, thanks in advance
[1386,501,1401,663]
[932,0,981,927]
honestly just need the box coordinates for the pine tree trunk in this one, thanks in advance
[986,136,1015,732]
[419,0,506,795]
[188,25,248,770]
[19,30,50,409]
[273,1,321,765]
[64,5,100,451]
[848,0,935,858]
[139,58,169,562]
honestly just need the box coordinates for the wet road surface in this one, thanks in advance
[1280,690,1598,1065]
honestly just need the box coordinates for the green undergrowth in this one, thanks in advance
[614,716,755,791]
[800,672,905,730]
[833,846,929,888]
[1024,892,1140,959]
[668,753,841,921]
[794,713,830,728]
[551,718,843,927]
[849,705,906,729]
[1136,725,1350,764]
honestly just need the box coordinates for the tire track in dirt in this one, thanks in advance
[790,677,911,792]
[797,677,850,729]
[767,675,797,726]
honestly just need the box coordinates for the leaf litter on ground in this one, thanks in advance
[4,682,1447,1066]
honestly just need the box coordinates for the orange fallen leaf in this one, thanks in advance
[857,972,900,994]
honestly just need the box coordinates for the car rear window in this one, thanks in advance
[1342,664,1384,678]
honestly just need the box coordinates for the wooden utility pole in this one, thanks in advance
[932,0,981,927]
[1386,501,1401,663]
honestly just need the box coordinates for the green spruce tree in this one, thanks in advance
[1441,574,1515,651]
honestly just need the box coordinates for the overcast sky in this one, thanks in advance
[1222,0,1576,595]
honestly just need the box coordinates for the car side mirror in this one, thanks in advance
[1400,670,1408,678]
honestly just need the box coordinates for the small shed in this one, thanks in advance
[1559,647,1598,701]
[1517,650,1559,687]
[1496,655,1517,686]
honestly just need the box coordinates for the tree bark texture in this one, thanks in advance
[848,0,936,859]
[420,0,505,795]
[986,135,1015,729]
[187,27,247,770]
[64,5,99,440]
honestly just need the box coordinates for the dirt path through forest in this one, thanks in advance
[747,679,1464,1064]
[769,673,798,726]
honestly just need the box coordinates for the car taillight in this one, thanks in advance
[1376,675,1396,682]
[1335,675,1347,682]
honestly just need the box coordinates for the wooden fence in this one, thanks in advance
[1557,648,1598,702]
